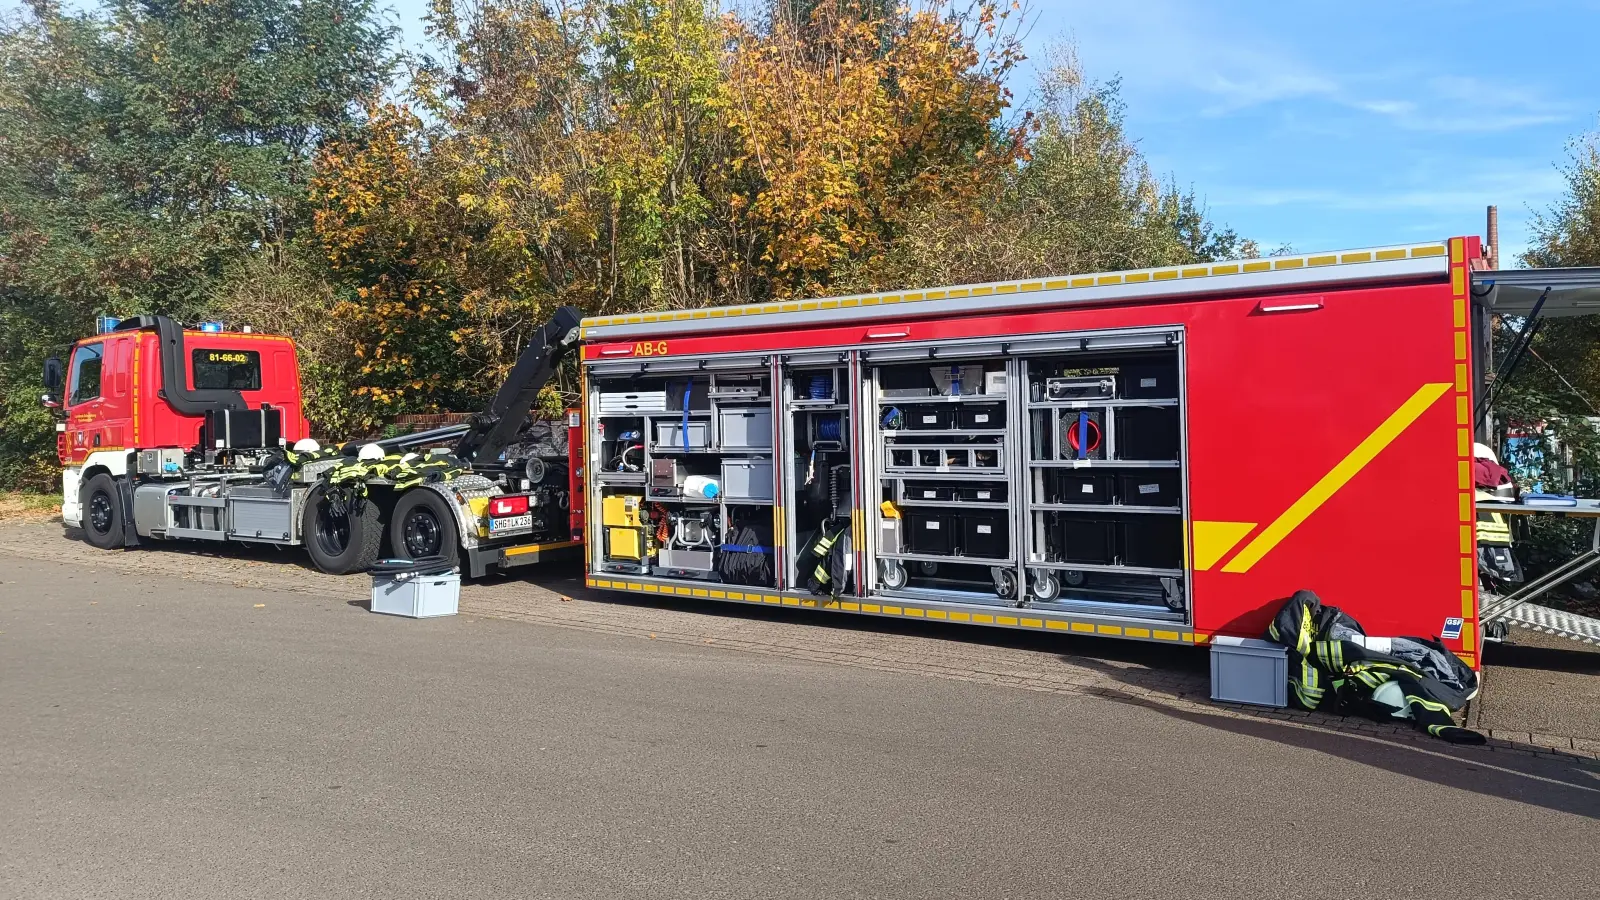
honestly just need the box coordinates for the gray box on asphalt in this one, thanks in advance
[1209,636,1287,708]
[372,572,460,618]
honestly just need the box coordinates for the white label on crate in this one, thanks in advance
[925,520,940,529]
[1072,460,1088,468]
[922,414,939,424]
[1140,378,1157,388]
[974,414,989,423]
[1081,484,1095,493]
[922,490,936,498]
[1139,483,1159,494]
[976,491,991,499]
[977,525,992,534]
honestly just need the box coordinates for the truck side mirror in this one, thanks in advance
[43,356,63,392]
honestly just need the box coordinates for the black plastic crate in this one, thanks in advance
[1116,470,1181,507]
[957,403,1006,430]
[956,483,1007,503]
[904,482,955,502]
[1050,471,1114,504]
[1118,360,1179,399]
[1054,516,1118,565]
[1122,517,1184,569]
[904,511,956,554]
[1116,406,1179,460]
[904,405,954,430]
[960,512,1009,558]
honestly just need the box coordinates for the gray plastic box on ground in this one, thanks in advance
[1209,636,1287,708]
[372,572,460,618]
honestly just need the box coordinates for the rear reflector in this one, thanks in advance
[491,495,530,516]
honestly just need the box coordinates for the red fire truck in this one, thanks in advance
[44,311,585,576]
[579,238,1513,666]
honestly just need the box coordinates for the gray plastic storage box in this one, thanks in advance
[654,420,709,451]
[372,571,460,618]
[718,407,772,449]
[1209,636,1287,708]
[721,459,774,500]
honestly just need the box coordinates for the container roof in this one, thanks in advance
[580,240,1453,341]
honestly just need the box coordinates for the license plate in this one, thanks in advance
[489,514,533,533]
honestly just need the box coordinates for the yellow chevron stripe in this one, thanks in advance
[1222,382,1451,572]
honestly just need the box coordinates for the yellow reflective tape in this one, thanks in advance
[1412,245,1447,258]
[1181,267,1209,278]
[1459,460,1472,490]
[997,615,1019,626]
[949,611,970,622]
[1451,267,1465,297]
[1021,618,1043,628]
[1154,269,1181,280]
[1460,491,1473,523]
[1460,524,1475,554]
[1125,627,1151,639]
[800,302,818,311]
[1071,277,1095,288]
[709,589,726,599]
[1071,621,1094,633]
[862,603,880,613]
[1449,237,1465,263]
[1458,427,1472,457]
[926,609,947,619]
[904,607,925,617]
[1097,624,1123,635]
[1045,620,1069,630]
[1154,630,1180,641]
[997,284,1017,294]
[1461,556,1475,587]
[1192,521,1256,571]
[1461,589,1475,618]
[1456,363,1470,392]
[1308,255,1337,267]
[820,300,838,309]
[1223,382,1451,572]
[1098,275,1123,285]
[676,586,692,596]
[1021,282,1042,292]
[924,291,945,300]
[904,293,923,301]
[1460,620,1475,647]
[1454,331,1468,360]
[1211,264,1239,276]
[1045,280,1069,289]
[841,601,860,611]
[1194,633,1211,643]
[1274,258,1305,270]
[692,588,708,597]
[782,597,799,606]
[1242,261,1271,273]
[1182,633,1196,642]
[883,295,902,304]
[1341,252,1372,263]
[949,289,969,298]
[841,298,859,308]
[973,287,994,296]
[973,613,995,624]
[801,598,817,607]
[1376,248,1407,260]
[1456,395,1469,425]
[1454,298,1467,328]
[883,605,902,615]
[728,591,746,601]
[763,595,780,604]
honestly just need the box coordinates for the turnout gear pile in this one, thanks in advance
[1266,590,1484,745]
[801,524,853,598]
[716,516,776,587]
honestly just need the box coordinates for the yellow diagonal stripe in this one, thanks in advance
[1192,521,1256,571]
[1222,382,1451,573]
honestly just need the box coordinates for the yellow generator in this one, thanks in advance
[601,494,647,562]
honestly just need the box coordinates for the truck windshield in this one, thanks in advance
[192,348,262,391]
[68,342,103,405]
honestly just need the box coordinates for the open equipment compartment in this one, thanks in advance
[781,357,857,595]
[588,358,778,587]
[1020,332,1188,620]
[869,349,1019,603]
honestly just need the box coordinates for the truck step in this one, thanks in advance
[1497,601,1600,646]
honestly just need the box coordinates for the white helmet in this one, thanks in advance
[357,442,386,461]
[1472,442,1499,464]
[292,438,321,453]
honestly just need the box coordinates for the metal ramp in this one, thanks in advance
[1493,602,1600,646]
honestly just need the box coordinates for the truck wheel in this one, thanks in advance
[302,485,381,575]
[389,489,460,568]
[79,473,123,550]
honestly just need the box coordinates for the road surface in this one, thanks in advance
[1,553,1596,899]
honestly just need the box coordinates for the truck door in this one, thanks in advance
[63,341,108,463]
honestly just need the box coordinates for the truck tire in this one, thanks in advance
[79,473,123,550]
[388,489,460,568]
[301,484,381,575]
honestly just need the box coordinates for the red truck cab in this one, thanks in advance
[58,326,307,465]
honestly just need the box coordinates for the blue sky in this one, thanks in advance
[9,0,1596,262]
[376,0,1599,262]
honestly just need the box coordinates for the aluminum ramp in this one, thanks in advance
[1491,601,1600,646]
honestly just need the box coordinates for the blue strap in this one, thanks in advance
[681,381,691,451]
[1077,411,1089,460]
[721,544,772,554]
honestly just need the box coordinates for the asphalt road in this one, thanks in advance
[2,559,1597,900]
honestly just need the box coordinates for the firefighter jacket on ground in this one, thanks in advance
[1266,590,1484,745]
[802,524,853,598]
